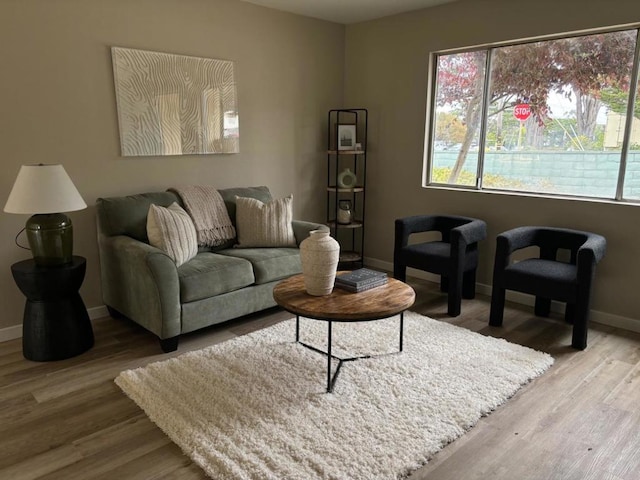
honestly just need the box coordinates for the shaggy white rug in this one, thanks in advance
[115,311,553,479]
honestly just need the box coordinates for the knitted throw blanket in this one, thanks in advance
[169,186,236,247]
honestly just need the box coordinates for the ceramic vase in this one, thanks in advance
[300,229,340,296]
[337,199,352,225]
[337,168,357,189]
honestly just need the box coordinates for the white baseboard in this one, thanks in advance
[365,256,640,334]
[0,324,22,343]
[89,305,109,321]
[0,305,110,343]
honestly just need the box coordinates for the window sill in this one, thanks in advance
[422,183,640,207]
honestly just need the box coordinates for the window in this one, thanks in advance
[425,27,640,202]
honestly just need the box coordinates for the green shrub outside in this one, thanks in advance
[431,167,527,189]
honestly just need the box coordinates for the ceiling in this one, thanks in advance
[241,0,459,25]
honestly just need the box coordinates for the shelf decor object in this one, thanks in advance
[4,164,87,266]
[337,168,357,188]
[111,47,239,156]
[327,109,368,266]
[337,124,356,150]
[337,199,353,225]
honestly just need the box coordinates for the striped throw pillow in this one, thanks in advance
[147,202,198,266]
[235,195,296,248]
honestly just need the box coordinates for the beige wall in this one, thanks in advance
[0,0,344,333]
[345,0,640,324]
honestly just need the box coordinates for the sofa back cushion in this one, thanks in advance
[218,186,272,224]
[97,187,273,243]
[97,192,181,241]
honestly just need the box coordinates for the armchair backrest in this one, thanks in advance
[434,216,474,242]
[395,214,486,250]
[534,228,590,263]
[498,226,606,266]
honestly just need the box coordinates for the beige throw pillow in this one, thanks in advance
[147,202,198,266]
[235,195,297,248]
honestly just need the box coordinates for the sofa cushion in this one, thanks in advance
[147,203,198,267]
[178,253,255,303]
[97,191,181,241]
[217,248,301,284]
[235,195,297,248]
[218,186,272,224]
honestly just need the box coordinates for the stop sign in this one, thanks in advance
[514,104,531,121]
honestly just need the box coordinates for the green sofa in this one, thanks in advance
[96,186,322,352]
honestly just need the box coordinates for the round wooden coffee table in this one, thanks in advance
[273,273,415,392]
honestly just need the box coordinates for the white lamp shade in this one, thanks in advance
[4,164,87,214]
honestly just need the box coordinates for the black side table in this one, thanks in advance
[11,256,94,361]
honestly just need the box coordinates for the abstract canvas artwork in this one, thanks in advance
[111,47,239,156]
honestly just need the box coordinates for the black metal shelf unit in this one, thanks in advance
[327,109,368,267]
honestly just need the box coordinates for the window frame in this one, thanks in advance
[423,24,640,203]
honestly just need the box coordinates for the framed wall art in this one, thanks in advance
[111,47,239,156]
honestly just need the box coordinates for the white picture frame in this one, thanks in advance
[337,124,356,151]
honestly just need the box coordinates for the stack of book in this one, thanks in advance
[334,268,388,293]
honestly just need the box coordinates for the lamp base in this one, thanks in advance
[26,213,74,266]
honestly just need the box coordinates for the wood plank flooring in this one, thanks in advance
[1,277,639,480]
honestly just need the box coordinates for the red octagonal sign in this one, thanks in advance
[514,103,531,121]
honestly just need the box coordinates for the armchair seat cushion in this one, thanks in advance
[400,241,479,275]
[218,248,301,284]
[503,259,577,301]
[178,253,255,303]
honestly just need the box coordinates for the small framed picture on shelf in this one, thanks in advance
[337,124,356,150]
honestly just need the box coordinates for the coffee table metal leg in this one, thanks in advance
[327,320,332,393]
[296,312,407,394]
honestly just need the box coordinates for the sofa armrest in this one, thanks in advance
[97,234,181,340]
[292,220,326,246]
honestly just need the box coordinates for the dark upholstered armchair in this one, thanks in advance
[489,226,606,350]
[394,215,487,316]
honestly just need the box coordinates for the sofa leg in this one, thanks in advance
[160,336,179,353]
